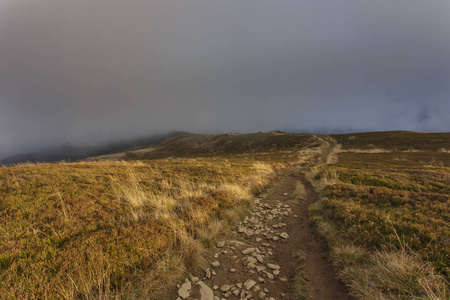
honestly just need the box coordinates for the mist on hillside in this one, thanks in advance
[1,0,449,158]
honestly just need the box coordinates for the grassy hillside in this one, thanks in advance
[0,132,321,299]
[309,133,449,299]
[87,132,319,161]
[331,131,450,151]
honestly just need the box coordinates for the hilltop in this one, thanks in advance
[0,130,448,299]
[86,131,319,161]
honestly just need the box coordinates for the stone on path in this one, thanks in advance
[178,280,191,299]
[267,263,280,270]
[211,261,220,268]
[242,247,256,255]
[191,276,199,283]
[220,284,231,292]
[244,279,257,290]
[197,281,214,300]
[280,232,289,239]
[216,241,225,248]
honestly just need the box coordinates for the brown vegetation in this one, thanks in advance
[307,133,450,299]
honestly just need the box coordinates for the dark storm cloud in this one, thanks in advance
[1,0,449,158]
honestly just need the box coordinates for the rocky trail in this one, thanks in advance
[176,141,352,300]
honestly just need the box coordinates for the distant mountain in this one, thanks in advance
[84,131,320,161]
[0,132,182,165]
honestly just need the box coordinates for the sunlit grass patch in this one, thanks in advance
[0,155,287,299]
[308,148,450,299]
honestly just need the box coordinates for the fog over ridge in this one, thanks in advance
[0,0,449,158]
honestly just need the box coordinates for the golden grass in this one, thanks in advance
[308,144,450,299]
[294,251,310,300]
[292,180,306,200]
[0,155,285,299]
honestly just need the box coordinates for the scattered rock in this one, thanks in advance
[246,256,258,266]
[242,248,256,255]
[229,240,247,246]
[178,280,191,299]
[280,232,289,239]
[220,284,231,292]
[174,176,301,299]
[256,265,266,272]
[211,261,220,268]
[197,281,214,300]
[244,279,256,290]
[216,241,225,248]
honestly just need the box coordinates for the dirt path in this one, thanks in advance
[176,140,351,300]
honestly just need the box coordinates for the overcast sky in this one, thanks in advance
[0,1,449,158]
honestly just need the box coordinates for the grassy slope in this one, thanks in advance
[308,132,449,299]
[0,132,319,299]
[121,132,319,160]
[332,131,450,151]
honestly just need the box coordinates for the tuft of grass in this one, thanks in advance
[294,251,310,300]
[340,249,448,300]
[292,180,306,202]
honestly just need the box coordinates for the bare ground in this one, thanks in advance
[176,140,352,300]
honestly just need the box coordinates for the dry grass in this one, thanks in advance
[336,247,448,300]
[338,148,392,153]
[0,155,285,299]
[308,139,450,299]
[292,180,306,200]
[294,251,310,300]
[310,202,449,300]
